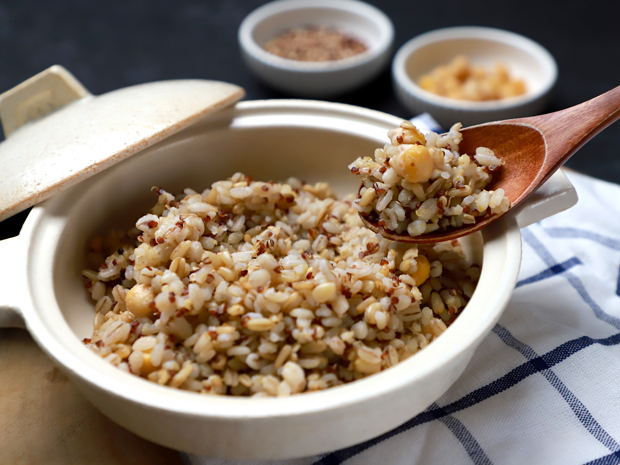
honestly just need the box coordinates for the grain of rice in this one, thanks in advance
[91,281,106,301]
[312,282,336,303]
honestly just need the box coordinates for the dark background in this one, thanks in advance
[1,0,620,237]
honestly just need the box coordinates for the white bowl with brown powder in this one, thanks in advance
[238,0,394,97]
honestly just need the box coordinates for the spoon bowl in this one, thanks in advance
[362,84,620,243]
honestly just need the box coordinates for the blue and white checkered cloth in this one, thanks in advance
[185,118,620,465]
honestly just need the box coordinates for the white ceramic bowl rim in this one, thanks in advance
[12,99,523,421]
[392,26,558,111]
[238,0,394,73]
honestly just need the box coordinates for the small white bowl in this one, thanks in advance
[392,27,558,128]
[238,0,394,98]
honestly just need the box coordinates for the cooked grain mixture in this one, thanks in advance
[349,121,510,237]
[263,26,367,62]
[83,173,480,396]
[418,55,527,101]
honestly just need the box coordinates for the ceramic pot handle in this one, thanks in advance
[0,236,27,328]
[513,169,578,229]
[0,65,91,138]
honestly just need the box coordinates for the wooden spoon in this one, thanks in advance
[361,85,620,243]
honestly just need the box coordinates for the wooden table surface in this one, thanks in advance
[0,328,185,465]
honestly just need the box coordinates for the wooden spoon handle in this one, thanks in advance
[518,85,620,177]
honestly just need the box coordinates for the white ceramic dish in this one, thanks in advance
[392,27,558,128]
[0,76,577,459]
[238,0,394,98]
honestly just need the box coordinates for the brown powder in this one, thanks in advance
[263,26,367,62]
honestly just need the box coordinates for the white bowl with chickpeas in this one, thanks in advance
[392,27,558,128]
[0,89,575,459]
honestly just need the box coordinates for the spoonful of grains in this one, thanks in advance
[349,85,620,243]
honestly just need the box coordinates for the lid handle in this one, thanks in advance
[0,65,91,138]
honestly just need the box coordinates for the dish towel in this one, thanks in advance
[183,118,620,465]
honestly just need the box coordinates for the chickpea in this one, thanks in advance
[391,145,434,183]
[409,255,431,286]
[125,283,155,317]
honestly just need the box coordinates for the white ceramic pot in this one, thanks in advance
[0,72,577,459]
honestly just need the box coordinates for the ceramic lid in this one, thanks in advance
[0,65,244,221]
